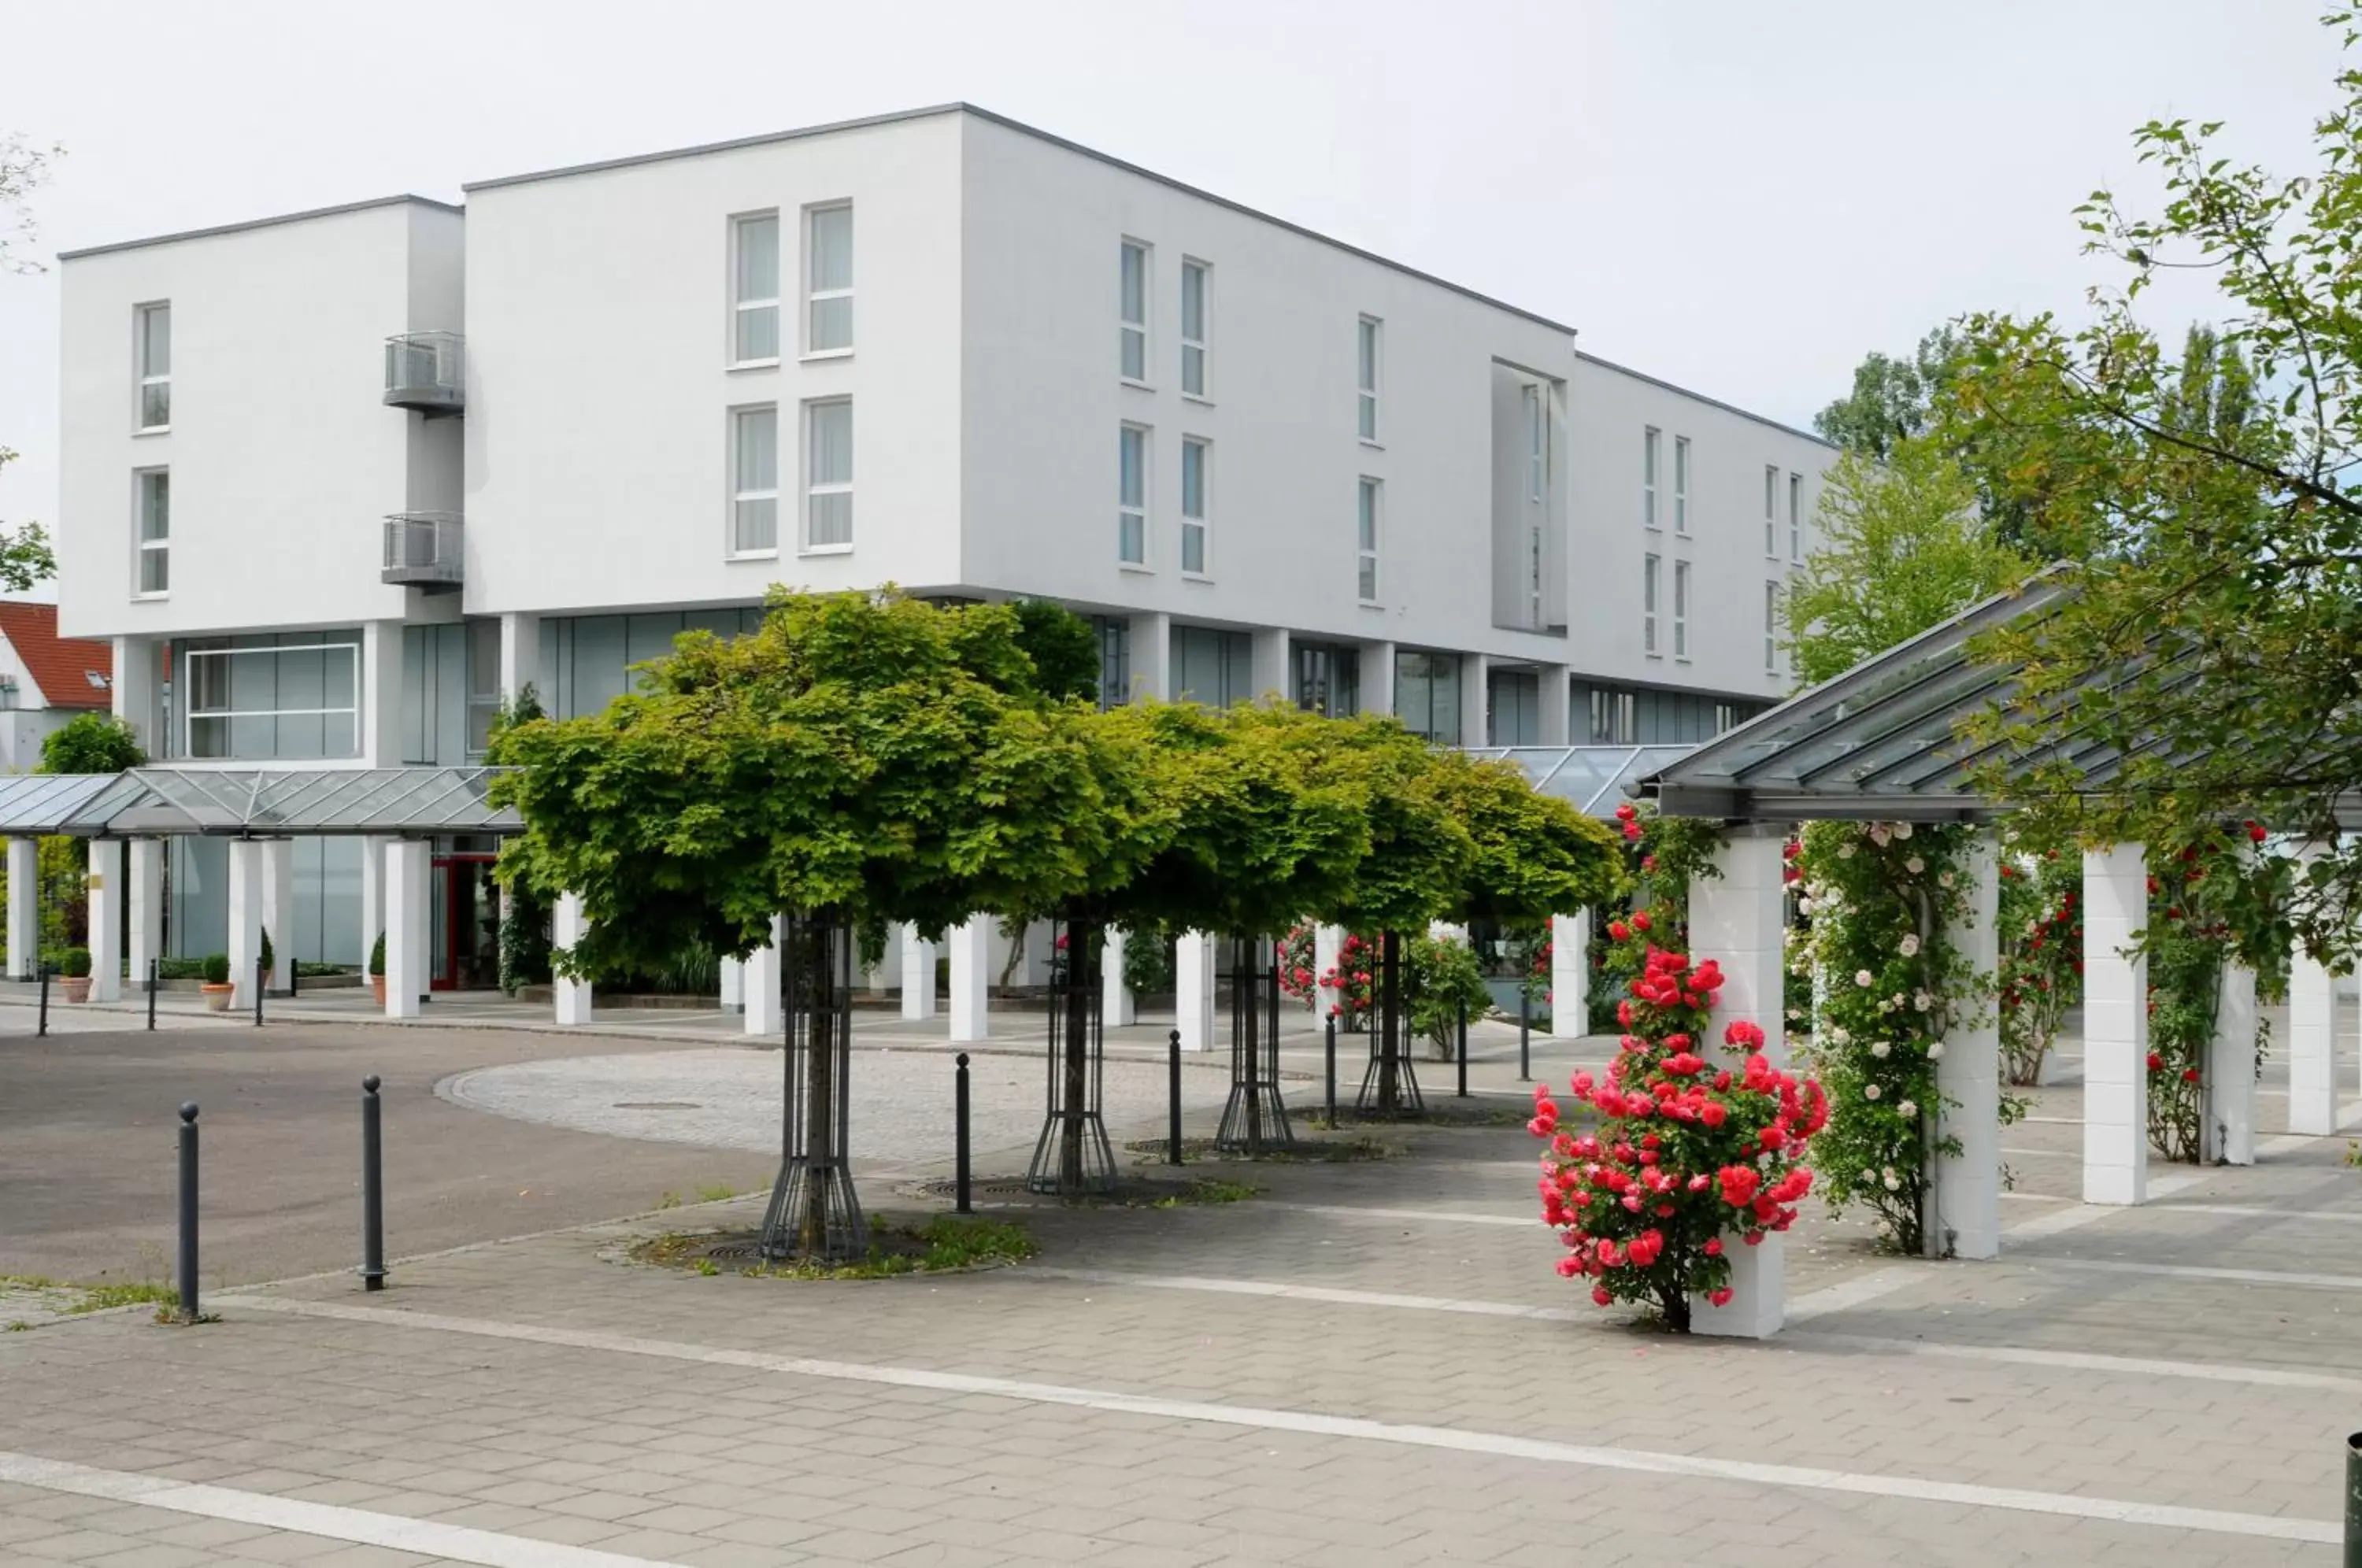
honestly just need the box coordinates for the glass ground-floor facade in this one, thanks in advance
[165,833,502,983]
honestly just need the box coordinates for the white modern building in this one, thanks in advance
[55,104,1837,974]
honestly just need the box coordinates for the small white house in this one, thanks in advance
[0,601,114,772]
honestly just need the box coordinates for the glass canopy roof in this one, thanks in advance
[0,767,520,838]
[1463,745,1696,819]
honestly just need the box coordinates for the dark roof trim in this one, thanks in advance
[464,102,1583,337]
[1576,351,1838,452]
[57,194,464,262]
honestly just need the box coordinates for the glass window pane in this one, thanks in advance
[1357,557,1376,602]
[735,303,779,361]
[737,215,779,300]
[1181,264,1204,338]
[1121,327,1145,382]
[1181,442,1205,518]
[736,409,776,491]
[809,402,852,486]
[1120,243,1146,324]
[807,493,850,548]
[809,205,852,291]
[1119,513,1144,564]
[139,548,168,594]
[142,305,171,375]
[1119,428,1143,507]
[1358,320,1376,390]
[1357,480,1376,549]
[140,383,170,427]
[466,619,502,701]
[1358,392,1376,441]
[140,473,169,540]
[1182,523,1205,575]
[809,294,852,353]
[736,497,778,553]
[1182,345,1204,397]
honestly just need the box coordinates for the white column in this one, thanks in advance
[1549,910,1589,1039]
[1175,930,1217,1052]
[1128,612,1172,704]
[1103,928,1136,1027]
[109,636,161,756]
[357,835,388,969]
[226,839,263,1008]
[900,923,936,1022]
[1361,641,1397,719]
[259,838,294,992]
[2082,844,2149,1204]
[1931,832,2001,1259]
[864,936,901,997]
[359,620,406,768]
[744,915,783,1038]
[1458,654,1490,749]
[86,839,121,1002]
[551,889,592,1026]
[718,955,744,1014]
[949,914,990,1042]
[383,839,430,1019]
[6,837,35,980]
[1536,665,1572,747]
[498,612,542,706]
[126,838,163,997]
[1688,830,1786,1339]
[2207,960,2258,1165]
[2287,940,2338,1136]
[1250,628,1291,705]
[1313,925,1344,1018]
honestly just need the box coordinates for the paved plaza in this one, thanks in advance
[1,1004,2359,1565]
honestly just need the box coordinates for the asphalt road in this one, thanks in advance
[0,1025,779,1287]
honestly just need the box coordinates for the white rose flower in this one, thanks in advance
[1893,822,1913,840]
[1798,897,1816,916]
[1868,825,1892,848]
[2024,919,2041,938]
[1938,871,1956,889]
[1905,856,1925,875]
[1897,933,1921,957]
[1913,990,1932,1012]
[1883,1172,1902,1192]
[1927,1041,1946,1060]
[1854,969,1874,987]
[1828,1026,1850,1045]
[1864,1083,1882,1100]
[1897,1099,1917,1119]
[1838,843,1856,860]
[1861,1167,1878,1184]
[1869,1040,1891,1059]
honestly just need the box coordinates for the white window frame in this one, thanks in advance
[1642,553,1661,655]
[731,212,781,367]
[1673,436,1690,534]
[135,301,171,431]
[1180,258,1209,399]
[1357,316,1382,442]
[1672,560,1691,660]
[1357,477,1381,605]
[1642,427,1660,528]
[134,467,169,598]
[728,405,779,557]
[182,641,361,759]
[1764,465,1779,557]
[1765,581,1780,672]
[803,398,853,553]
[1789,472,1804,563]
[1120,240,1150,385]
[1118,423,1150,567]
[1180,436,1210,577]
[803,202,853,358]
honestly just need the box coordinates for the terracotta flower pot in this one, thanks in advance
[370,974,387,1007]
[59,976,91,1004]
[200,982,235,1013]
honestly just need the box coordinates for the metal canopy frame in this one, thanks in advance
[0,767,520,838]
[1461,745,1697,819]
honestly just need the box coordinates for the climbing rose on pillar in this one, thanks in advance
[1531,926,1824,1333]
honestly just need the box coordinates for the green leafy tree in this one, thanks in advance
[1815,328,1959,460]
[1008,598,1104,704]
[39,712,145,775]
[0,137,61,593]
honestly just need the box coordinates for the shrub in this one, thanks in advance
[258,927,274,975]
[368,931,386,977]
[201,953,230,986]
[1406,933,1490,1060]
[59,946,90,978]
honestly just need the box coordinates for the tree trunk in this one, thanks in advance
[1059,916,1095,1192]
[1377,930,1401,1115]
[797,917,837,1257]
[1238,934,1263,1149]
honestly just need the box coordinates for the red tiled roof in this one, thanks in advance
[0,601,113,710]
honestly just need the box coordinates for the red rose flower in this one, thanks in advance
[2145,1051,2164,1072]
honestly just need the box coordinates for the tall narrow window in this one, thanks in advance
[135,469,169,596]
[1764,465,1779,556]
[1180,437,1209,575]
[1180,259,1209,397]
[1642,427,1660,527]
[805,400,853,549]
[1357,316,1381,440]
[1526,385,1546,502]
[1120,241,1149,382]
[1357,478,1381,602]
[806,203,853,354]
[1118,424,1148,564]
[1765,582,1780,671]
[1672,560,1691,658]
[1673,436,1690,534]
[1789,472,1804,562]
[731,407,778,554]
[1642,553,1661,653]
[136,303,171,429]
[733,213,780,363]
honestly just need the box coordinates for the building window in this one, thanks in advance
[1180,259,1209,398]
[1120,240,1149,383]
[1642,553,1660,654]
[1357,316,1381,441]
[1673,436,1690,534]
[1672,560,1691,659]
[1642,427,1660,527]
[136,302,171,429]
[1357,476,1380,602]
[1526,385,1546,502]
[805,399,853,549]
[730,406,777,554]
[1295,642,1361,718]
[1170,625,1252,708]
[1579,683,1638,745]
[1713,701,1741,734]
[1180,437,1209,575]
[1789,472,1804,562]
[1118,423,1148,564]
[1091,616,1131,710]
[401,620,505,764]
[1765,581,1780,672]
[1764,465,1779,556]
[1393,650,1461,743]
[732,213,780,363]
[805,203,853,354]
[135,468,169,596]
[179,631,362,760]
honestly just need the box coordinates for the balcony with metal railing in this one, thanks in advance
[383,512,463,589]
[383,331,465,414]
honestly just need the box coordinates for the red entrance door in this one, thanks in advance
[430,854,500,990]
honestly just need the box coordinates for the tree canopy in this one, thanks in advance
[39,712,144,775]
[1814,328,1958,461]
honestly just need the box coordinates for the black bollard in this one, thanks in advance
[254,956,265,1027]
[953,1052,972,1215]
[176,1103,199,1321]
[36,963,47,1037]
[1518,986,1531,1082]
[361,1075,386,1291]
[1324,1015,1337,1128]
[1456,997,1468,1099]
[1167,1029,1183,1165]
[289,954,298,1000]
[146,957,157,1031]
[2347,1430,2361,1567]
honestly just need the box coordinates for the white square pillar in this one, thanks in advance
[498,612,542,706]
[1536,665,1572,747]
[126,838,163,997]
[1250,629,1291,705]
[1458,653,1490,749]
[86,839,121,1003]
[718,954,744,1014]
[359,621,405,768]
[2288,940,2338,1135]
[260,838,294,993]
[1688,830,1786,1339]
[949,914,990,1042]
[2207,960,2258,1164]
[551,890,591,1026]
[383,839,430,1019]
[2082,844,2149,1203]
[864,936,901,997]
[744,915,783,1037]
[6,837,35,979]
[1313,925,1344,1019]
[1102,928,1136,1028]
[1361,642,1397,719]
[901,923,936,1021]
[110,636,162,754]
[1128,612,1172,703]
[1176,930,1217,1052]
[226,839,264,1008]
[357,835,388,971]
[1931,831,2001,1259]
[1548,910,1589,1039]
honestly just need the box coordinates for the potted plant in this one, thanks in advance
[199,953,234,1012]
[368,931,387,1007]
[57,948,91,1004]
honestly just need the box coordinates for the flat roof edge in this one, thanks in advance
[1576,351,1838,450]
[57,194,463,262]
[461,103,971,192]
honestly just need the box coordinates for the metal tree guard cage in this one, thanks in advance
[1217,934,1294,1153]
[1026,917,1117,1196]
[759,914,867,1261]
[1357,930,1424,1115]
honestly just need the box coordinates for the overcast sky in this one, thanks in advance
[0,1,2345,582]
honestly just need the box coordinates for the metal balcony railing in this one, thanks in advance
[382,512,463,588]
[383,331,465,414]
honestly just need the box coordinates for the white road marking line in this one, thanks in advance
[1031,1267,1579,1322]
[1792,1332,2362,1394]
[1784,1267,1921,1322]
[2000,1174,2204,1239]
[1270,1201,1535,1228]
[215,1295,2335,1545]
[0,1451,686,1568]
[2039,1256,2362,1292]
